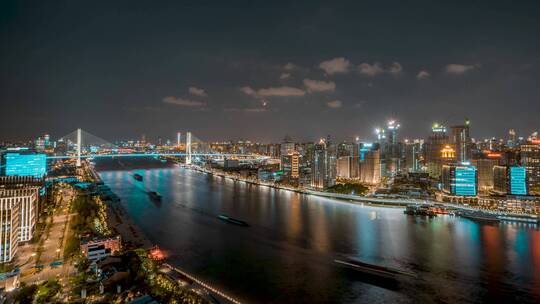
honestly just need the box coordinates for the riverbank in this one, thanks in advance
[86,161,153,249]
[97,162,540,303]
[89,162,242,303]
[188,164,540,224]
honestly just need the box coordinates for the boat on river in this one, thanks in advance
[148,191,162,201]
[404,205,436,217]
[133,173,143,181]
[458,210,499,223]
[218,214,249,227]
[334,257,416,279]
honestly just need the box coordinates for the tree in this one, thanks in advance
[14,283,37,304]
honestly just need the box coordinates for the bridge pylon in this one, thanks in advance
[186,132,192,165]
[76,128,82,167]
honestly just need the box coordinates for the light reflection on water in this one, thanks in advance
[99,166,540,304]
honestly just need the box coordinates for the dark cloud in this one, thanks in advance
[0,0,539,141]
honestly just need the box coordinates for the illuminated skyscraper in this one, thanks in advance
[493,166,528,195]
[337,156,359,179]
[291,152,300,179]
[508,129,517,148]
[471,159,499,193]
[310,138,336,189]
[520,140,540,193]
[451,119,471,163]
[280,135,295,170]
[425,123,449,178]
[509,166,528,195]
[325,135,337,186]
[310,140,327,189]
[43,134,50,147]
[442,164,477,196]
[376,120,402,177]
[404,140,422,173]
[359,149,381,185]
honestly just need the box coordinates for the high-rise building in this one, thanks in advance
[493,166,528,195]
[337,156,359,179]
[359,149,381,185]
[509,166,528,195]
[442,164,477,196]
[508,129,517,148]
[325,135,337,187]
[403,140,422,173]
[471,159,499,193]
[359,143,373,161]
[424,123,449,178]
[310,138,336,189]
[43,134,50,147]
[451,119,471,163]
[376,120,402,177]
[519,140,540,193]
[280,135,295,170]
[1,149,47,178]
[0,176,41,263]
[283,151,300,179]
[310,140,327,189]
[34,136,45,152]
[291,152,300,179]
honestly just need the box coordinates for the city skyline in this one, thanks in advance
[1,1,539,141]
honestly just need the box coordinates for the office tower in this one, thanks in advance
[309,138,336,189]
[44,134,50,147]
[471,159,499,193]
[1,148,47,178]
[508,129,516,148]
[280,135,295,170]
[441,144,456,161]
[0,176,41,263]
[451,119,471,163]
[337,156,359,179]
[291,152,300,179]
[337,142,358,158]
[493,166,507,194]
[34,136,45,152]
[281,135,295,155]
[442,164,477,196]
[282,151,300,179]
[359,149,381,184]
[358,143,373,161]
[519,140,540,193]
[385,120,401,176]
[509,166,528,195]
[493,166,528,195]
[310,140,327,189]
[325,135,337,187]
[54,139,67,156]
[404,140,422,173]
[424,123,449,178]
[376,120,402,177]
[0,190,20,263]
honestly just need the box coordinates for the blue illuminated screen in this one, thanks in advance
[4,152,47,178]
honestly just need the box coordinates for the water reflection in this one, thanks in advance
[98,166,540,304]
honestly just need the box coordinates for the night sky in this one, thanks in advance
[1,1,539,143]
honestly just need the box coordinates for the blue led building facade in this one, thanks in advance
[442,164,477,196]
[509,166,528,195]
[2,151,47,178]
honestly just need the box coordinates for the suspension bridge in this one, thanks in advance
[51,128,268,166]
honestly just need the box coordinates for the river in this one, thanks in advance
[96,159,540,304]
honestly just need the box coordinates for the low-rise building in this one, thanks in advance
[81,236,121,262]
[0,176,42,263]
